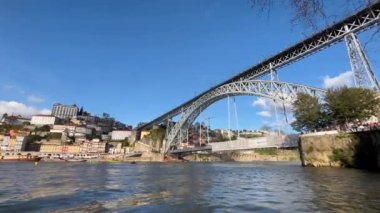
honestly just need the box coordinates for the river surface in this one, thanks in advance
[0,161,380,212]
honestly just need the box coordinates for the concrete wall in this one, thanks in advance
[133,142,164,161]
[182,148,299,162]
[299,131,380,169]
[230,149,299,162]
[211,134,299,152]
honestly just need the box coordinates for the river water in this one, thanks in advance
[0,162,379,212]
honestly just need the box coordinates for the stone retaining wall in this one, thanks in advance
[299,131,380,169]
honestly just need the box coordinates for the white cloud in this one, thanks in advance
[252,98,293,114]
[252,99,294,132]
[27,95,45,103]
[0,101,50,118]
[252,97,269,109]
[252,97,296,133]
[323,71,353,89]
[257,111,271,117]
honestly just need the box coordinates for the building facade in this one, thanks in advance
[51,103,78,119]
[31,115,56,126]
[0,136,26,151]
[111,130,132,141]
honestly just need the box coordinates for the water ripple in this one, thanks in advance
[0,162,379,212]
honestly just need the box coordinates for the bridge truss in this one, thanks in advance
[163,80,326,153]
[138,2,380,131]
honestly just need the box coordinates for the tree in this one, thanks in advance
[324,87,380,129]
[260,124,272,132]
[149,126,166,142]
[102,112,110,119]
[35,125,51,132]
[291,93,324,132]
[1,113,8,120]
[121,137,129,147]
[250,0,376,30]
[250,0,380,47]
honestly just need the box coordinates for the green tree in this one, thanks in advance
[291,93,324,132]
[35,125,51,132]
[102,112,110,119]
[260,125,272,132]
[325,87,380,129]
[149,126,166,142]
[121,137,129,147]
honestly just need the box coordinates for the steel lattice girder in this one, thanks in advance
[344,32,380,90]
[164,80,326,153]
[139,2,380,131]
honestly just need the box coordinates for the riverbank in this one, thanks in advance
[299,130,380,169]
[1,148,301,163]
[182,148,299,162]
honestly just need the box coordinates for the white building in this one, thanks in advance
[31,115,56,126]
[75,127,93,135]
[0,136,26,151]
[101,134,111,141]
[50,125,76,137]
[51,103,78,119]
[14,136,27,151]
[111,130,132,141]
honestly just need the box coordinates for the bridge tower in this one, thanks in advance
[344,26,380,91]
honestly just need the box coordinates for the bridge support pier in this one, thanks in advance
[344,28,380,91]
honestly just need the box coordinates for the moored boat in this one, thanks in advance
[65,159,87,162]
[125,151,142,157]
[0,156,42,162]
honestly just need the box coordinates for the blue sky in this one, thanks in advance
[0,0,379,131]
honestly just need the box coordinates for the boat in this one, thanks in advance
[65,159,87,162]
[125,152,142,157]
[43,158,66,162]
[0,156,42,162]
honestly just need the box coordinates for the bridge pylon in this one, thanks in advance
[344,27,380,91]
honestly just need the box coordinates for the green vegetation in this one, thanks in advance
[330,148,354,167]
[46,133,62,141]
[34,125,51,132]
[240,134,263,139]
[26,134,43,144]
[121,137,129,147]
[291,87,380,132]
[335,133,356,139]
[255,148,278,155]
[305,146,314,154]
[149,126,166,142]
[291,93,325,132]
[260,125,272,132]
[325,87,380,129]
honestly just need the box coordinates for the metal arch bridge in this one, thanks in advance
[138,2,380,131]
[163,80,325,153]
[136,2,380,153]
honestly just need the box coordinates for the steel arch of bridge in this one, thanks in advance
[164,80,326,153]
[139,2,380,131]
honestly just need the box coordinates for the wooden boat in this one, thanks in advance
[125,152,142,157]
[65,159,87,162]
